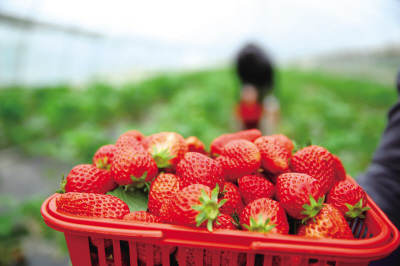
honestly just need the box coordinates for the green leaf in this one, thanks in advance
[107,186,149,212]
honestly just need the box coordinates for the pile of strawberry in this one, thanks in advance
[54,129,371,266]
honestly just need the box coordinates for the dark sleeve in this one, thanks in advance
[356,70,400,230]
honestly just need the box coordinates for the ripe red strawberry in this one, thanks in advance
[175,214,247,266]
[123,211,175,265]
[270,134,294,156]
[275,173,325,221]
[55,192,130,219]
[93,144,116,170]
[118,129,145,142]
[326,180,371,219]
[218,182,245,216]
[332,154,346,182]
[215,139,261,183]
[142,132,188,169]
[254,136,290,175]
[185,136,208,155]
[297,204,354,239]
[57,164,116,194]
[176,152,224,190]
[238,174,275,205]
[210,128,261,157]
[290,145,335,195]
[111,144,158,186]
[160,184,226,231]
[115,132,145,149]
[148,173,182,216]
[240,198,289,234]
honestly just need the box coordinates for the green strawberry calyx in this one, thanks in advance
[95,157,111,171]
[124,171,152,192]
[55,173,67,194]
[191,185,227,232]
[300,195,326,224]
[242,214,277,233]
[345,198,371,219]
[151,145,176,168]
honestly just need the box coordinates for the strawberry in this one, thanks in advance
[332,154,346,182]
[297,204,354,239]
[115,132,145,149]
[218,182,245,216]
[111,144,158,186]
[290,145,335,195]
[142,132,188,169]
[148,173,182,216]
[93,144,116,170]
[55,192,130,219]
[57,164,116,194]
[238,174,275,205]
[240,198,289,234]
[270,134,294,156]
[210,128,261,157]
[118,129,145,142]
[160,184,226,231]
[326,180,371,219]
[185,136,208,155]
[175,214,247,266]
[215,139,261,183]
[123,211,162,223]
[275,173,325,222]
[254,136,290,175]
[176,152,224,190]
[123,211,175,265]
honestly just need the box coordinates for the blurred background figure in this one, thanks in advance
[235,43,280,135]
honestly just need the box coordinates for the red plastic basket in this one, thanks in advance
[41,176,400,266]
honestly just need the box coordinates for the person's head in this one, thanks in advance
[236,43,274,102]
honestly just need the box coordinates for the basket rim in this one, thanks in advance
[41,176,400,260]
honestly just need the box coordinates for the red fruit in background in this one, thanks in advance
[238,174,275,205]
[275,173,325,221]
[185,136,208,155]
[290,145,335,195]
[93,144,116,171]
[254,136,290,175]
[55,192,130,219]
[240,198,289,235]
[297,204,354,239]
[142,132,188,169]
[123,211,175,265]
[213,213,238,230]
[210,129,261,157]
[160,184,226,231]
[216,139,261,183]
[218,182,245,216]
[176,152,224,190]
[111,145,158,186]
[148,173,182,216]
[57,164,116,194]
[269,134,294,156]
[326,180,371,219]
[332,154,346,182]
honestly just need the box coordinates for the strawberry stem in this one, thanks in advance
[345,198,371,219]
[151,145,176,168]
[300,195,325,224]
[242,214,277,233]
[191,186,226,232]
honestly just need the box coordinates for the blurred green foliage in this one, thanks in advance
[0,67,397,175]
